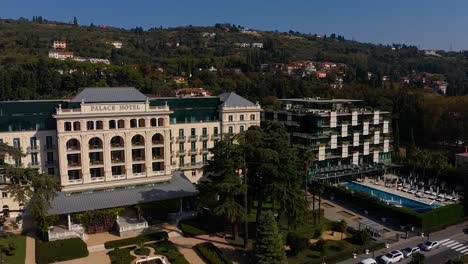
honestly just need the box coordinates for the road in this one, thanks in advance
[338,221,468,264]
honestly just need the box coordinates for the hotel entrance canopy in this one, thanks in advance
[48,172,197,215]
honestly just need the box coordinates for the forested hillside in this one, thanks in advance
[1,17,468,147]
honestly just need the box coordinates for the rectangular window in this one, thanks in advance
[240,115,244,121]
[203,154,208,164]
[191,142,196,150]
[191,155,196,165]
[47,152,54,164]
[191,128,196,136]
[30,137,37,149]
[191,171,196,177]
[179,157,184,167]
[2,192,7,198]
[214,127,219,135]
[202,128,207,136]
[13,138,20,148]
[179,143,184,151]
[47,168,55,176]
[0,139,3,143]
[112,166,123,176]
[240,125,244,132]
[228,115,233,121]
[46,136,53,148]
[228,126,233,134]
[203,141,207,149]
[179,129,184,137]
[31,153,38,165]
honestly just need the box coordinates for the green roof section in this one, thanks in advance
[0,95,225,132]
[0,100,62,132]
[150,97,220,124]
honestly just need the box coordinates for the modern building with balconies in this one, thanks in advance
[0,87,261,238]
[262,98,393,181]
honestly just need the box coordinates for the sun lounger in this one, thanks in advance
[410,190,417,194]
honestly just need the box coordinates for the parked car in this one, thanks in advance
[420,240,440,251]
[401,246,420,257]
[360,258,377,264]
[380,250,404,263]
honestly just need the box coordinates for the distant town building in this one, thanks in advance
[315,71,327,79]
[109,41,123,49]
[201,32,216,38]
[49,50,74,60]
[53,40,67,50]
[176,88,211,98]
[251,43,263,48]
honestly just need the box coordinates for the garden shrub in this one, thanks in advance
[286,232,309,256]
[104,232,168,249]
[194,242,232,264]
[314,239,326,252]
[107,246,136,264]
[36,238,89,264]
[150,240,189,264]
[74,207,124,234]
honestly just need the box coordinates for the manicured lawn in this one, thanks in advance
[149,240,189,264]
[178,214,225,237]
[36,238,89,264]
[194,242,232,264]
[104,231,168,249]
[0,235,26,264]
[108,240,189,264]
[108,246,136,264]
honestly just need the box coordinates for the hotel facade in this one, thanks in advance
[262,98,393,181]
[0,88,261,226]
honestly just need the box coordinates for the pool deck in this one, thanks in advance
[353,179,443,206]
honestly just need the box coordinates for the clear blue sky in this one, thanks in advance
[1,0,467,50]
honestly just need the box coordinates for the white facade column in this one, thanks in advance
[145,130,153,177]
[67,214,72,231]
[164,129,171,174]
[103,133,112,181]
[81,135,91,184]
[57,136,68,186]
[125,132,133,177]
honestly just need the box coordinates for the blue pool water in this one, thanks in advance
[342,181,439,212]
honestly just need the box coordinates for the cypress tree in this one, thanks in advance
[253,211,287,264]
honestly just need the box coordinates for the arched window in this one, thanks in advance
[73,121,81,131]
[130,119,137,128]
[66,139,81,151]
[151,118,157,127]
[110,136,124,148]
[138,118,145,128]
[118,119,125,128]
[152,133,164,145]
[87,121,94,130]
[96,121,103,130]
[89,137,103,149]
[64,122,72,131]
[250,114,256,121]
[158,118,165,127]
[131,135,145,146]
[109,120,116,129]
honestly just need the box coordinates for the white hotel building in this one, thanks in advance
[0,87,261,238]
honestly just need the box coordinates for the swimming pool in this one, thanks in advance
[342,181,439,212]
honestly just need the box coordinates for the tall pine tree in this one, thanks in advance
[253,211,287,264]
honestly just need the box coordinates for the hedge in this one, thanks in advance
[150,240,190,264]
[107,246,136,264]
[325,184,465,232]
[36,238,89,264]
[194,242,232,264]
[104,231,168,249]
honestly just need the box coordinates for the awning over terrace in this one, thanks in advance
[358,218,387,237]
[48,172,197,215]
